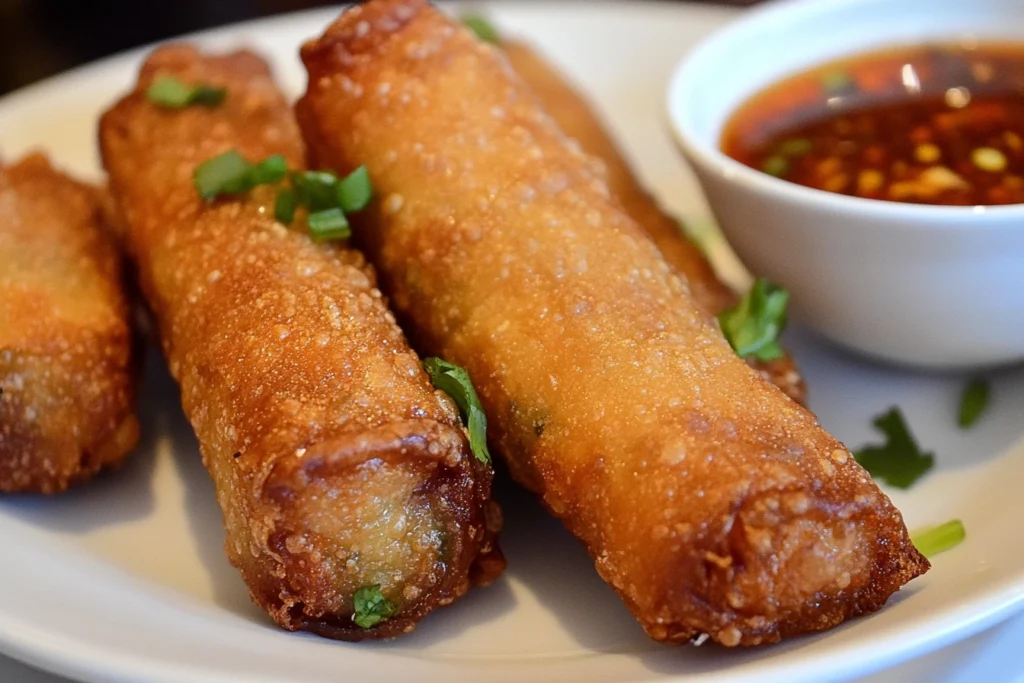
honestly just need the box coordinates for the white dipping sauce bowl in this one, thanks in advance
[668,0,1024,369]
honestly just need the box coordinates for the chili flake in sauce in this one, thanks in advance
[721,42,1024,206]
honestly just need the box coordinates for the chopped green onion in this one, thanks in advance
[463,15,500,44]
[249,154,288,185]
[308,208,351,241]
[189,84,228,107]
[147,76,226,109]
[193,150,254,200]
[352,584,398,629]
[274,187,298,224]
[193,151,289,201]
[423,357,491,465]
[718,278,789,361]
[292,171,339,211]
[193,153,371,238]
[147,77,192,108]
[778,138,813,157]
[337,165,373,213]
[762,155,789,178]
[958,378,990,429]
[853,408,934,489]
[821,69,855,95]
[911,519,965,558]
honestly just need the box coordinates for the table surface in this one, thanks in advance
[2,1,1022,681]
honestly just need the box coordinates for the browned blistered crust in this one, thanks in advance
[501,41,805,404]
[99,45,502,641]
[298,0,928,647]
[0,154,139,493]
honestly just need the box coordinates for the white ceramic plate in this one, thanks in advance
[1,3,1023,683]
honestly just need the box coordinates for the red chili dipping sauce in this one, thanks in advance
[722,43,1024,205]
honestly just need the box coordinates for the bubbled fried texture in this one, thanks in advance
[0,154,139,493]
[501,41,806,405]
[99,45,501,641]
[299,0,928,646]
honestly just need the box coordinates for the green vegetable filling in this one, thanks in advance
[352,584,398,629]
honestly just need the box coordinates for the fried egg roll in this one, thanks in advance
[501,40,806,404]
[0,154,139,493]
[298,0,928,646]
[100,45,501,640]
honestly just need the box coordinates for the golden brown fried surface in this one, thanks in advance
[0,154,138,493]
[100,45,502,640]
[299,0,928,646]
[502,40,806,404]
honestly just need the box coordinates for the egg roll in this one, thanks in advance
[99,45,502,640]
[298,0,928,647]
[501,40,806,404]
[0,153,139,493]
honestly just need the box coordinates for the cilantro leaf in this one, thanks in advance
[717,278,789,361]
[958,378,990,429]
[911,519,965,558]
[853,408,934,489]
[423,357,491,465]
[352,584,397,629]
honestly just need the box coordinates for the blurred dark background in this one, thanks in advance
[0,0,756,96]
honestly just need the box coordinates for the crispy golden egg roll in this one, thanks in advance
[100,45,502,640]
[298,0,928,647]
[0,154,139,493]
[501,40,806,404]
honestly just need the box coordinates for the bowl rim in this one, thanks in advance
[666,0,1024,226]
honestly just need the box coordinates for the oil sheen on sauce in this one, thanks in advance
[722,42,1024,206]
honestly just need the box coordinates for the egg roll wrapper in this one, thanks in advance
[100,45,502,641]
[299,0,928,647]
[501,40,805,404]
[0,154,139,493]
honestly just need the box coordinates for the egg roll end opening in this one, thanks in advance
[229,419,500,640]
